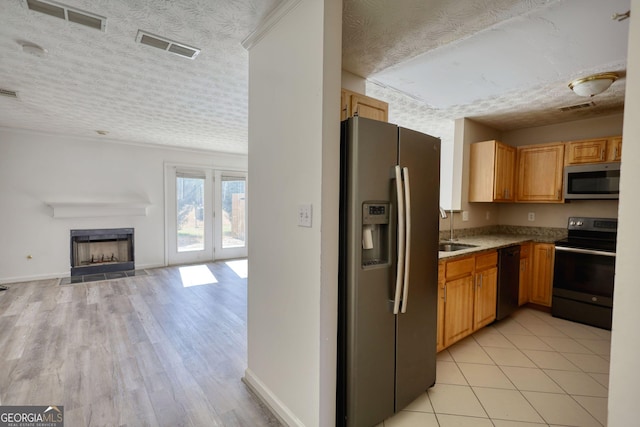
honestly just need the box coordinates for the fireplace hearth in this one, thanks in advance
[70,228,134,276]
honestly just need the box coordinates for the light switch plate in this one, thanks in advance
[298,204,312,227]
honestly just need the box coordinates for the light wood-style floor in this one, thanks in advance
[0,261,281,427]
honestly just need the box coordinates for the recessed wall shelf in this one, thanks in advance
[47,202,150,218]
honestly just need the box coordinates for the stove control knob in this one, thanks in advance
[577,221,584,226]
[569,220,576,226]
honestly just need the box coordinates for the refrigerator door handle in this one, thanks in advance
[400,167,411,313]
[393,165,405,315]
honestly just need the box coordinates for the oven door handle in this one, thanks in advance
[555,246,616,257]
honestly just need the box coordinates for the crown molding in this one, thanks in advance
[241,0,303,50]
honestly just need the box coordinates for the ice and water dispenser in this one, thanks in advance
[361,202,390,267]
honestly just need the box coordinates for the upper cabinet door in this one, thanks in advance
[565,136,623,164]
[494,143,516,202]
[606,136,623,162]
[341,89,389,122]
[351,93,388,122]
[565,138,608,164]
[340,90,350,121]
[516,143,565,203]
[469,140,515,202]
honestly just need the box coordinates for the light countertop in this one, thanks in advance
[438,233,558,260]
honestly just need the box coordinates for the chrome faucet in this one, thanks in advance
[448,209,456,242]
[439,207,455,242]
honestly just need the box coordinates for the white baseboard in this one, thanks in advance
[0,271,68,285]
[243,368,305,427]
[0,263,165,285]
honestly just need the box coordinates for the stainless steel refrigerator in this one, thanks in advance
[337,116,440,426]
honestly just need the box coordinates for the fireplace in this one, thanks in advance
[70,228,134,276]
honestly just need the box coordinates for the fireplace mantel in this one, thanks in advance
[48,202,150,218]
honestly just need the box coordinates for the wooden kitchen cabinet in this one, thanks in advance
[436,260,446,352]
[565,136,623,164]
[518,243,531,306]
[437,251,498,350]
[469,140,516,202]
[442,256,475,348]
[565,138,608,164]
[529,243,555,307]
[473,251,498,331]
[516,142,565,203]
[606,136,622,162]
[340,89,388,122]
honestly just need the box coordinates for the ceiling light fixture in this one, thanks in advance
[568,72,619,97]
[20,42,47,57]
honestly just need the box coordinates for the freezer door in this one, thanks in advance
[340,117,398,427]
[395,127,440,411]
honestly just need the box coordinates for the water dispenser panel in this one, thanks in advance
[361,202,390,267]
[363,203,389,225]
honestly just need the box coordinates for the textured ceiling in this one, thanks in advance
[343,0,556,77]
[0,0,280,153]
[343,0,630,135]
[0,0,631,154]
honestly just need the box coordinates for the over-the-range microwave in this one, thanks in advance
[564,162,620,200]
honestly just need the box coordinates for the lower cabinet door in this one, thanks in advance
[473,267,498,330]
[443,275,474,348]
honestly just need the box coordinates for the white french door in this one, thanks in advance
[166,165,247,265]
[216,173,248,259]
[166,167,214,265]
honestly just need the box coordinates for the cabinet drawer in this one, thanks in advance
[475,251,498,270]
[520,243,531,258]
[445,256,475,279]
[438,260,445,283]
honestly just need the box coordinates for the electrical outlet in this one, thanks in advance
[462,211,469,221]
[528,212,535,222]
[298,204,312,227]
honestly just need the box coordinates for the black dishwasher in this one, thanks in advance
[496,245,521,321]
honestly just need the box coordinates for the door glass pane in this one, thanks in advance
[222,177,246,248]
[177,176,205,252]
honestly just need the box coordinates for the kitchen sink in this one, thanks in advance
[438,242,478,252]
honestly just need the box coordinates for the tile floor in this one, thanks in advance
[380,307,611,427]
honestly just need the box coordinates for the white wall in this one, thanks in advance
[245,0,340,425]
[501,113,624,147]
[341,69,366,93]
[0,127,246,283]
[608,0,640,424]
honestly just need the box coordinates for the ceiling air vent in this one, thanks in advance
[24,0,106,31]
[0,88,19,99]
[559,101,596,112]
[136,30,201,60]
